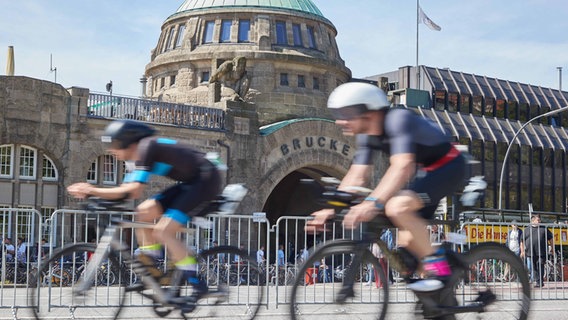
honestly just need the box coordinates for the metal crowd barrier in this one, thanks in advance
[2,207,568,318]
[461,220,568,300]
[0,208,43,316]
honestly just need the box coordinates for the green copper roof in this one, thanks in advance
[176,0,325,18]
[259,118,334,136]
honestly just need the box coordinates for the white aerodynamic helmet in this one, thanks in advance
[327,82,390,120]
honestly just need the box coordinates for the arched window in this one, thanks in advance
[42,155,58,181]
[0,144,14,178]
[0,144,61,209]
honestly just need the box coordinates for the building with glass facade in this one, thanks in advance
[373,66,568,217]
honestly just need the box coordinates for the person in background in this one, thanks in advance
[520,215,553,288]
[16,237,28,263]
[256,245,265,265]
[506,220,522,256]
[3,237,15,262]
[472,216,483,223]
[234,244,245,263]
[277,244,286,266]
[503,219,523,280]
[299,247,310,263]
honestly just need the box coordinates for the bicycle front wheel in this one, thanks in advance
[289,240,388,320]
[195,245,264,319]
[446,242,531,320]
[29,243,127,320]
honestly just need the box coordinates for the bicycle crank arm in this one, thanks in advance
[433,302,485,316]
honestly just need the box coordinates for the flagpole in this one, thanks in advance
[416,0,420,89]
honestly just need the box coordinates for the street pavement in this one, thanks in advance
[1,299,567,320]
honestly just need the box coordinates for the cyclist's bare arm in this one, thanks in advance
[343,153,416,228]
[337,164,371,191]
[67,181,144,200]
[365,153,416,205]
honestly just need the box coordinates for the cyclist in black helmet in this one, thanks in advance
[67,119,220,303]
[306,82,466,292]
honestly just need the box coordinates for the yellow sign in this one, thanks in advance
[463,225,568,246]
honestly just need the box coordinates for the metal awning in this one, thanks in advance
[487,118,508,143]
[476,116,496,142]
[446,112,470,139]
[459,113,483,141]
[545,125,567,151]
[505,120,532,147]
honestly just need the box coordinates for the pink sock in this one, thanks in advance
[423,257,451,277]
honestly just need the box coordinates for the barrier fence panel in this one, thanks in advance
[0,208,43,313]
[461,221,568,300]
[271,216,416,308]
[7,209,271,318]
[3,206,568,317]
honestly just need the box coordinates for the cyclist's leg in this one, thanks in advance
[154,170,221,298]
[389,155,466,292]
[135,199,164,258]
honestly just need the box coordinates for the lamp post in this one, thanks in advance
[498,105,568,216]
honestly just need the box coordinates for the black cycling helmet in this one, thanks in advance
[101,120,156,149]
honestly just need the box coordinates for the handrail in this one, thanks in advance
[87,93,225,130]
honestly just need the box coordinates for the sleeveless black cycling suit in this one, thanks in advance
[353,107,466,218]
[124,136,221,224]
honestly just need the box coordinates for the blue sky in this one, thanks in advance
[1,0,568,97]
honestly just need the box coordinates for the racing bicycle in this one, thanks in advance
[289,177,531,320]
[30,184,263,320]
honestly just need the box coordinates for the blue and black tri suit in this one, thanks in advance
[353,107,467,218]
[124,137,221,225]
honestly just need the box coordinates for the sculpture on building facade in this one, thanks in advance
[209,56,250,101]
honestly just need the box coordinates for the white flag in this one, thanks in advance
[419,6,441,31]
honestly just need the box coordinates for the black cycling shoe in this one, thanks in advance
[190,278,209,301]
[178,280,209,314]
[475,290,497,306]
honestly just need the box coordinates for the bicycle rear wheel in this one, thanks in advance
[29,243,127,320]
[289,240,388,320]
[194,245,264,319]
[445,242,530,320]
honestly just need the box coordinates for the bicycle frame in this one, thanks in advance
[75,219,172,304]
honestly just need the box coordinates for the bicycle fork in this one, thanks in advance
[75,226,116,293]
[336,247,368,303]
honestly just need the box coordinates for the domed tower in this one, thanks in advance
[144,0,351,125]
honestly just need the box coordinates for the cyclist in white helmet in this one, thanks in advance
[306,82,467,292]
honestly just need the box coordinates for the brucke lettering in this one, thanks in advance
[280,136,351,156]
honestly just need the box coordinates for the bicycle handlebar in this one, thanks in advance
[82,197,132,212]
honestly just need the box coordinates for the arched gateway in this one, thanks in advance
[255,118,354,224]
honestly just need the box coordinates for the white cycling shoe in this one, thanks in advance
[407,278,444,292]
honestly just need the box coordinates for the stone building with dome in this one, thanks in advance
[144,0,350,125]
[2,0,568,248]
